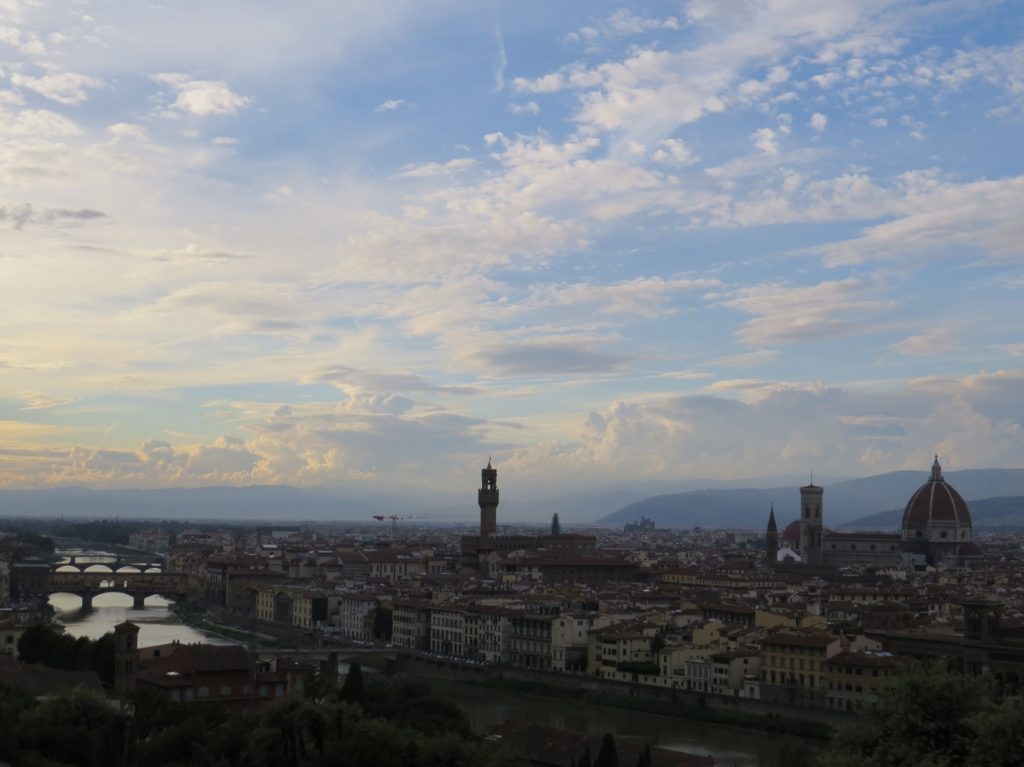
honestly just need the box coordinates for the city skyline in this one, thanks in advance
[2,1,1024,493]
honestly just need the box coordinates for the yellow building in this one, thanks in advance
[826,651,903,711]
[760,631,842,706]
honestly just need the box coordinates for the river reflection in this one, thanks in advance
[49,592,233,647]
[428,678,809,767]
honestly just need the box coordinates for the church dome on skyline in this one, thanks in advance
[901,456,973,541]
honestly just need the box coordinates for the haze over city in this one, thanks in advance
[2,0,1023,498]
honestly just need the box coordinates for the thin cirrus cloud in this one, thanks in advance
[0,0,1022,493]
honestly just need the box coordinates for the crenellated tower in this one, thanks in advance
[800,482,824,567]
[479,459,499,538]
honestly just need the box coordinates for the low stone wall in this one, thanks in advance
[399,654,848,726]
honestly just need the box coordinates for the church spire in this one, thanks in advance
[931,454,943,482]
[765,503,779,566]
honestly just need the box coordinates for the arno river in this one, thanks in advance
[50,553,799,766]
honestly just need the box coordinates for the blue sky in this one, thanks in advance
[1,0,1023,495]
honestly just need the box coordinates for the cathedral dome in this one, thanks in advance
[901,456,972,532]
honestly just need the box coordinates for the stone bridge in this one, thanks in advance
[49,571,189,609]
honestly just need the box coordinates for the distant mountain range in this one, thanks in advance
[0,473,852,525]
[0,485,459,524]
[842,496,1024,531]
[4,468,1024,530]
[599,468,1024,530]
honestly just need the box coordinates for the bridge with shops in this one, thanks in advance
[56,554,164,572]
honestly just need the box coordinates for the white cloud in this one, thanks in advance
[374,98,407,112]
[888,327,958,357]
[651,138,698,166]
[511,73,565,94]
[751,127,779,155]
[153,73,249,116]
[508,101,540,115]
[9,71,103,105]
[810,112,828,131]
[501,370,1024,486]
[819,174,1024,266]
[715,278,891,346]
[397,157,475,178]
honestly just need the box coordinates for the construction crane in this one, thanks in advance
[371,514,411,537]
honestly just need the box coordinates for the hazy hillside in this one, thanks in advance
[599,468,1024,529]
[0,485,459,523]
[0,473,851,526]
[844,495,1024,531]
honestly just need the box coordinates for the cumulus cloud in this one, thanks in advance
[500,370,1024,485]
[153,73,249,116]
[751,127,780,155]
[810,112,828,131]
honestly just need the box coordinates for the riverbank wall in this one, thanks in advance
[398,655,847,734]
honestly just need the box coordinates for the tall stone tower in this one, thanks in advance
[114,620,140,697]
[800,482,824,567]
[478,459,499,538]
[766,504,778,565]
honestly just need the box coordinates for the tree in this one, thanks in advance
[823,661,993,767]
[965,696,1024,767]
[649,632,666,656]
[17,623,54,664]
[635,744,652,767]
[550,513,561,535]
[373,607,393,642]
[594,733,618,767]
[578,744,592,767]
[772,737,815,767]
[16,688,122,767]
[340,662,367,707]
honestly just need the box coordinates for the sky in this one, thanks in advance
[1,0,1023,497]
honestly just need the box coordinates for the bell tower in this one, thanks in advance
[800,482,824,567]
[114,620,140,697]
[478,459,499,538]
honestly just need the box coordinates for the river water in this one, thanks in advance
[50,551,229,647]
[49,591,232,647]
[430,679,804,767]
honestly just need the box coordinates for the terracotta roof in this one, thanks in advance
[763,632,838,649]
[781,520,801,543]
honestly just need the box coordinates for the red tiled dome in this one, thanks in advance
[781,520,801,543]
[901,457,972,530]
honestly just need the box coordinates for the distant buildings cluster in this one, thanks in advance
[3,455,1024,720]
